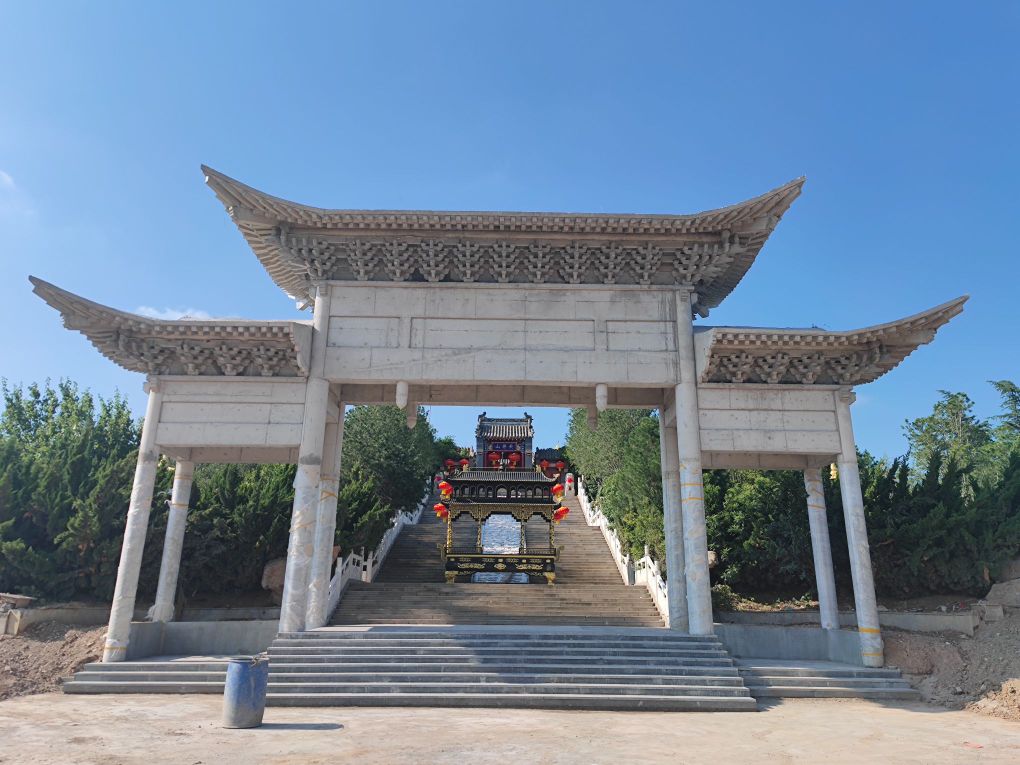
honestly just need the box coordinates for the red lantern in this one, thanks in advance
[540,459,549,469]
[553,505,570,523]
[445,458,455,466]
[555,460,566,471]
[508,452,520,464]
[459,458,470,466]
[551,483,564,495]
[437,480,451,491]
[433,502,449,519]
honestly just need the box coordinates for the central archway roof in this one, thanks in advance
[203,166,803,313]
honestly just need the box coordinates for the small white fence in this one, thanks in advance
[577,477,670,624]
[326,490,429,617]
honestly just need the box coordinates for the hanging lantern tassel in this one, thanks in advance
[433,502,450,520]
[551,483,565,502]
[830,463,839,481]
[553,505,570,523]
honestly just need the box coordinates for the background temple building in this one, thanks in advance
[474,412,535,468]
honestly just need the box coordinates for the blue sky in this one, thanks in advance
[1,2,1017,458]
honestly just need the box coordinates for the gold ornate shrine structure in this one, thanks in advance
[437,469,566,584]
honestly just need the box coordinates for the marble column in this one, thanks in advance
[674,291,713,636]
[305,407,346,630]
[150,459,195,623]
[659,405,689,631]
[804,468,839,630]
[103,380,163,662]
[834,389,884,667]
[279,283,331,635]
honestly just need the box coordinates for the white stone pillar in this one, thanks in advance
[305,407,345,630]
[674,291,713,636]
[102,380,163,662]
[834,389,884,667]
[279,283,332,635]
[658,407,689,631]
[150,459,194,623]
[804,468,839,630]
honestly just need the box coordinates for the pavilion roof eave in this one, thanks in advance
[29,276,312,378]
[695,296,968,386]
[202,165,805,310]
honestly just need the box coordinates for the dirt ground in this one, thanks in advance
[885,610,1020,721]
[1,693,1019,765]
[0,622,106,700]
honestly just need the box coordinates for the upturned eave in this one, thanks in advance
[203,165,804,310]
[30,277,312,377]
[695,296,968,386]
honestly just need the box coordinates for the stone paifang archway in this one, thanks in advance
[30,167,966,668]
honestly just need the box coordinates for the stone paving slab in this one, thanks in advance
[2,693,1020,764]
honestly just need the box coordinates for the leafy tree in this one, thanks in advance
[597,417,665,563]
[0,380,143,599]
[904,391,992,488]
[564,408,653,495]
[342,405,437,515]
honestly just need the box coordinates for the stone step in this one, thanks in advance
[330,618,666,626]
[264,691,758,711]
[268,661,738,674]
[266,654,735,667]
[268,645,730,658]
[267,671,744,685]
[284,630,709,642]
[263,669,742,681]
[77,661,229,673]
[66,671,227,683]
[63,681,223,694]
[273,637,724,648]
[266,681,751,698]
[737,665,903,679]
[746,686,920,699]
[741,675,915,689]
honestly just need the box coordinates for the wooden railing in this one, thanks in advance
[577,477,670,624]
[326,488,429,616]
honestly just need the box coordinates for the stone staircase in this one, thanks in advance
[332,494,663,626]
[64,627,756,711]
[60,490,917,709]
[737,660,921,700]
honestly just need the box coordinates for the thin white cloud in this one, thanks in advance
[136,305,215,321]
[0,169,35,218]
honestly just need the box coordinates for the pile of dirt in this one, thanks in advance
[885,609,1020,721]
[0,621,106,700]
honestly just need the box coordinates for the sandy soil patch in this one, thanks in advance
[0,622,105,700]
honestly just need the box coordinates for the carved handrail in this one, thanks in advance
[326,485,429,616]
[577,477,669,623]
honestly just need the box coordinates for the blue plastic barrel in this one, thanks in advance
[222,654,269,728]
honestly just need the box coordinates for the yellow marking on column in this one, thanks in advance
[169,502,189,509]
[320,491,338,501]
[862,652,884,657]
[680,496,704,503]
[680,482,703,487]
[858,627,881,634]
[806,503,826,511]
